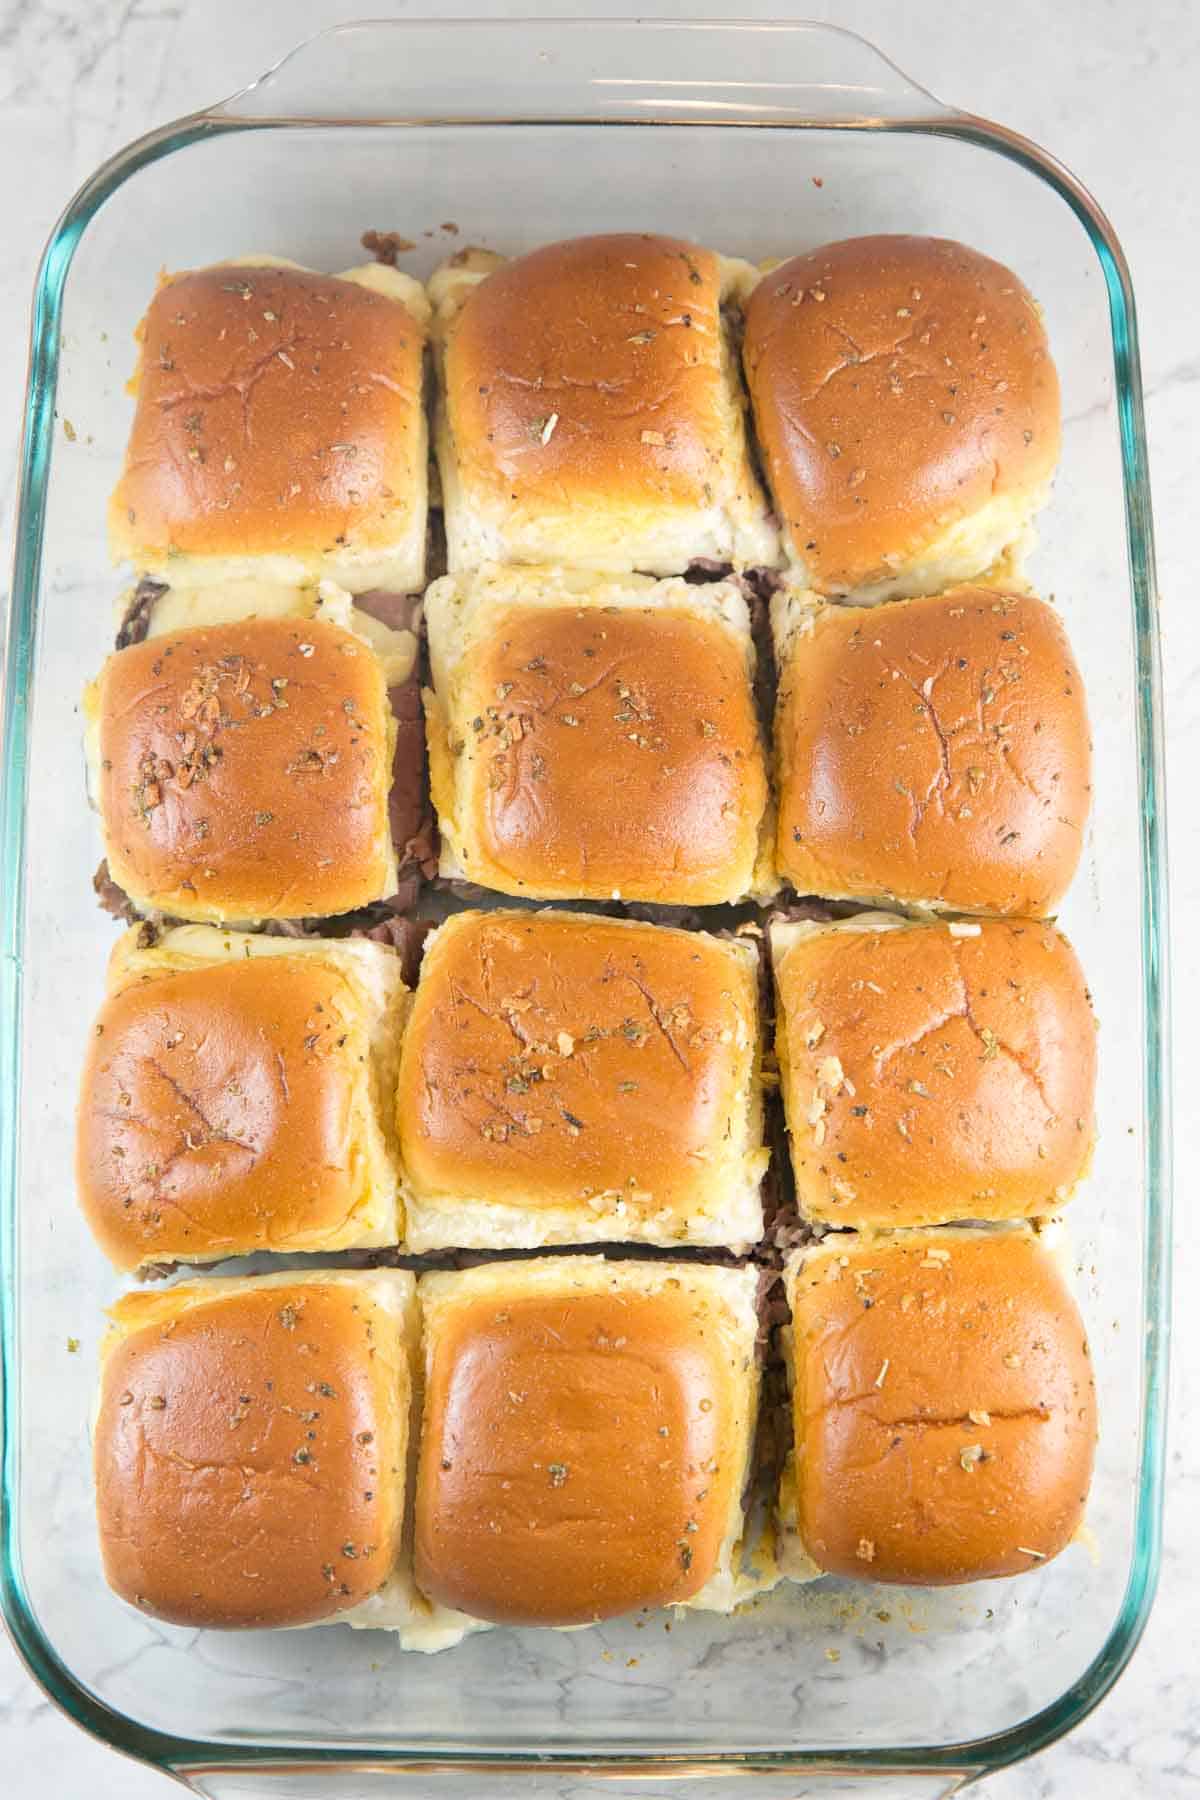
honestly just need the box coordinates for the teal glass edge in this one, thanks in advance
[0,99,1170,1786]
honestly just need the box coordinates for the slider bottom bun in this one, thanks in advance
[412,1257,762,1637]
[94,1271,418,1629]
[779,1228,1097,1586]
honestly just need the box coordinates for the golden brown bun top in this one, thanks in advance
[444,600,767,902]
[109,263,426,569]
[772,918,1096,1228]
[93,614,394,921]
[397,909,759,1226]
[443,233,736,511]
[415,1272,746,1625]
[95,1275,409,1627]
[77,953,372,1268]
[744,236,1061,590]
[788,1229,1097,1584]
[775,587,1091,915]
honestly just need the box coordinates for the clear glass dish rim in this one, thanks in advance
[0,16,1171,1784]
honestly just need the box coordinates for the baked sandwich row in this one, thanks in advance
[86,570,1090,919]
[77,909,1095,1269]
[109,234,1058,600]
[93,1236,1096,1643]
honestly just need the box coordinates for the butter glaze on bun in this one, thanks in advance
[772,585,1091,915]
[771,915,1096,1229]
[77,925,408,1269]
[743,235,1061,600]
[424,565,772,904]
[109,258,429,594]
[397,909,766,1252]
[85,610,397,922]
[780,1229,1097,1585]
[94,1270,417,1628]
[413,1257,760,1627]
[432,234,779,575]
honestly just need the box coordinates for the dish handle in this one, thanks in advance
[210,17,954,127]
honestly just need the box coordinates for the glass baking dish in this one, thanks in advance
[0,18,1170,1797]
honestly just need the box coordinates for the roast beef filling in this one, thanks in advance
[93,859,140,924]
[353,587,438,906]
[115,578,168,650]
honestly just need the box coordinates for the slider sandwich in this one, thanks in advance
[85,583,422,923]
[397,909,768,1252]
[94,1271,422,1629]
[777,1228,1097,1585]
[110,257,430,597]
[770,914,1096,1230]
[413,1256,762,1638]
[77,924,409,1269]
[431,232,779,575]
[423,564,773,904]
[772,584,1091,916]
[743,235,1061,602]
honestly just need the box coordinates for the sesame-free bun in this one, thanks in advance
[109,258,430,594]
[94,1270,418,1628]
[424,564,772,904]
[77,925,409,1269]
[779,1228,1097,1584]
[773,585,1091,915]
[84,607,397,921]
[397,910,766,1252]
[413,1257,760,1628]
[770,915,1096,1229]
[431,235,779,574]
[743,236,1061,600]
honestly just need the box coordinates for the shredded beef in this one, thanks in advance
[256,917,323,940]
[760,1207,816,1260]
[768,896,841,926]
[377,869,425,917]
[352,914,437,988]
[757,1267,791,1337]
[612,900,710,932]
[354,589,422,636]
[684,557,734,583]
[425,508,448,585]
[742,564,785,607]
[93,860,139,923]
[743,579,779,727]
[352,590,438,905]
[360,228,416,265]
[679,561,783,738]
[115,578,168,651]
[386,676,430,860]
[754,1350,794,1498]
[347,1240,748,1277]
[436,877,501,907]
[402,813,440,882]
[751,904,831,1260]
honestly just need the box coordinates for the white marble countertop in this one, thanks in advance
[1,1,1196,1794]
